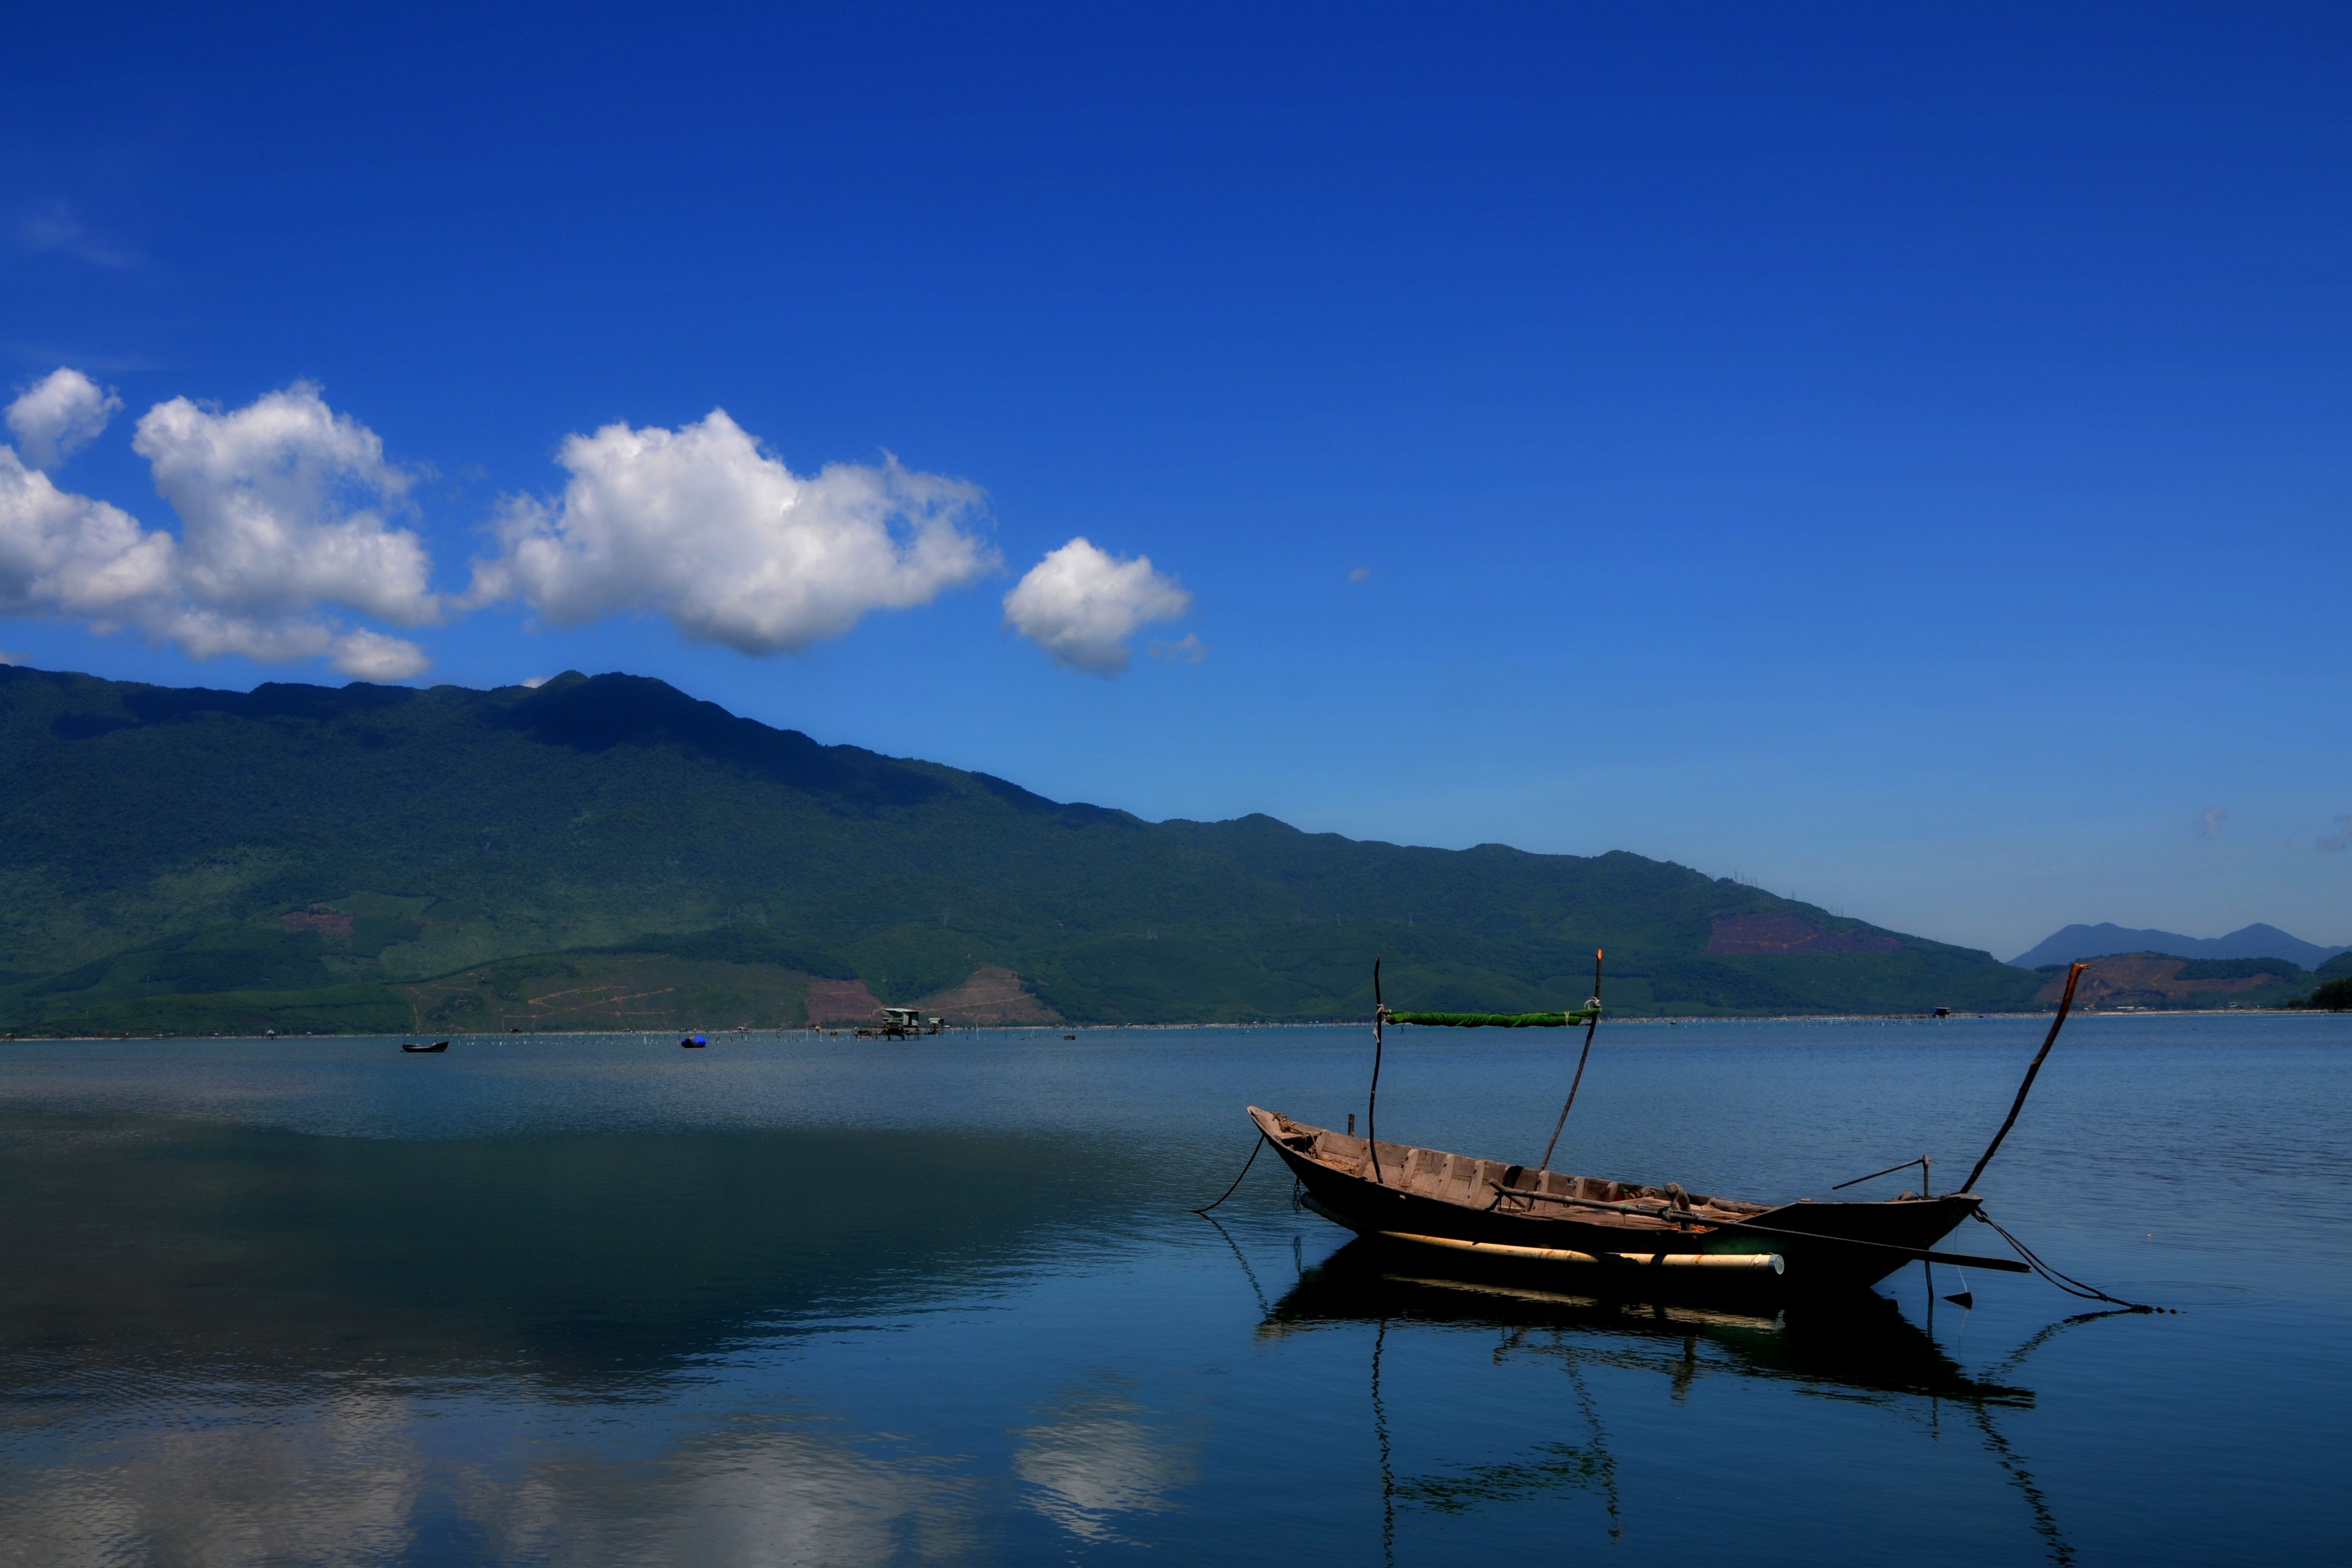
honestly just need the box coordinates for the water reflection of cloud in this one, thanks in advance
[0,1393,977,1567]
[0,1388,421,1567]
[529,1427,978,1565]
[1011,1375,1197,1544]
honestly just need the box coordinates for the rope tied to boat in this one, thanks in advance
[1972,1208,2174,1314]
[1190,1132,1267,1214]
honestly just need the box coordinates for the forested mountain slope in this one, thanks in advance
[0,666,2043,1033]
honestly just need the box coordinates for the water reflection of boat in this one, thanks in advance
[1264,1239,2072,1565]
[1260,1240,2029,1407]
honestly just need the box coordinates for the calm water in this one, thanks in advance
[3,1015,2347,1566]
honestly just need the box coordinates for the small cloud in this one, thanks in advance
[2320,815,2352,854]
[0,649,20,666]
[463,410,995,652]
[329,628,430,681]
[15,202,137,270]
[1003,536,1190,675]
[520,674,550,689]
[2195,806,2227,839]
[7,368,121,470]
[1347,565,1371,583]
[1146,632,1207,664]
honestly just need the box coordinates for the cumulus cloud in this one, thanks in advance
[7,368,121,470]
[467,409,995,653]
[135,384,437,627]
[0,378,434,679]
[1003,537,1190,675]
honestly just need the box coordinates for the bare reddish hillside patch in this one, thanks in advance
[804,977,883,1024]
[2038,954,2296,1007]
[280,905,354,938]
[1707,912,1901,955]
[908,965,1061,1025]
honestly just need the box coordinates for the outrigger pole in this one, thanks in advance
[1961,961,2088,1194]
[1538,950,1603,1173]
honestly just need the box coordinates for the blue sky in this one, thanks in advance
[4,2,2346,960]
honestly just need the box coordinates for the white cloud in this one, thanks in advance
[0,447,178,619]
[2195,807,2227,839]
[468,409,996,653]
[1003,537,1190,675]
[135,384,437,627]
[7,368,121,470]
[0,379,433,680]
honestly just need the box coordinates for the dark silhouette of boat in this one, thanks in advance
[680,1034,707,1048]
[400,1040,450,1054]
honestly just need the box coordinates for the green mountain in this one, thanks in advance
[0,664,2046,1035]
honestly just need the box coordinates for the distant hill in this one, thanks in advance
[2032,953,2310,1012]
[0,664,2049,1034]
[2011,922,2348,971]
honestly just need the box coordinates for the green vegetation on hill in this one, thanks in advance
[0,665,2050,1033]
[2291,952,2352,1011]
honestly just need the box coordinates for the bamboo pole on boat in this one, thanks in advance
[1961,962,2087,1194]
[1366,959,1386,1186]
[1538,950,1603,1173]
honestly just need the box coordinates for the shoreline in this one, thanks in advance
[5,1008,2339,1044]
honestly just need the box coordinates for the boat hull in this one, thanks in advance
[1252,1107,1982,1293]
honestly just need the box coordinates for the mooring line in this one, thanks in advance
[1973,1209,2173,1314]
[1190,1133,1266,1214]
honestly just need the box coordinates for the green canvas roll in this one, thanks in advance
[1386,1009,1597,1028]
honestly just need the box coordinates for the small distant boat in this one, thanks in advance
[401,1040,449,1054]
[680,1034,707,1048]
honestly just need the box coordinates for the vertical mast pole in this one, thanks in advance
[1539,950,1603,1173]
[1367,959,1386,1186]
[1961,962,2087,1194]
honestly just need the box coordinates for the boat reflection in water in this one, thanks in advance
[1257,1238,2078,1565]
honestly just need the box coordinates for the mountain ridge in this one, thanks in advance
[0,663,2047,1032]
[2010,922,2348,971]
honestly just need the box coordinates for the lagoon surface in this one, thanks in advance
[3,1015,2348,1566]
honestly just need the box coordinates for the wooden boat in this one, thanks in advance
[400,1040,449,1054]
[1251,1106,2014,1291]
[1245,955,2089,1294]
